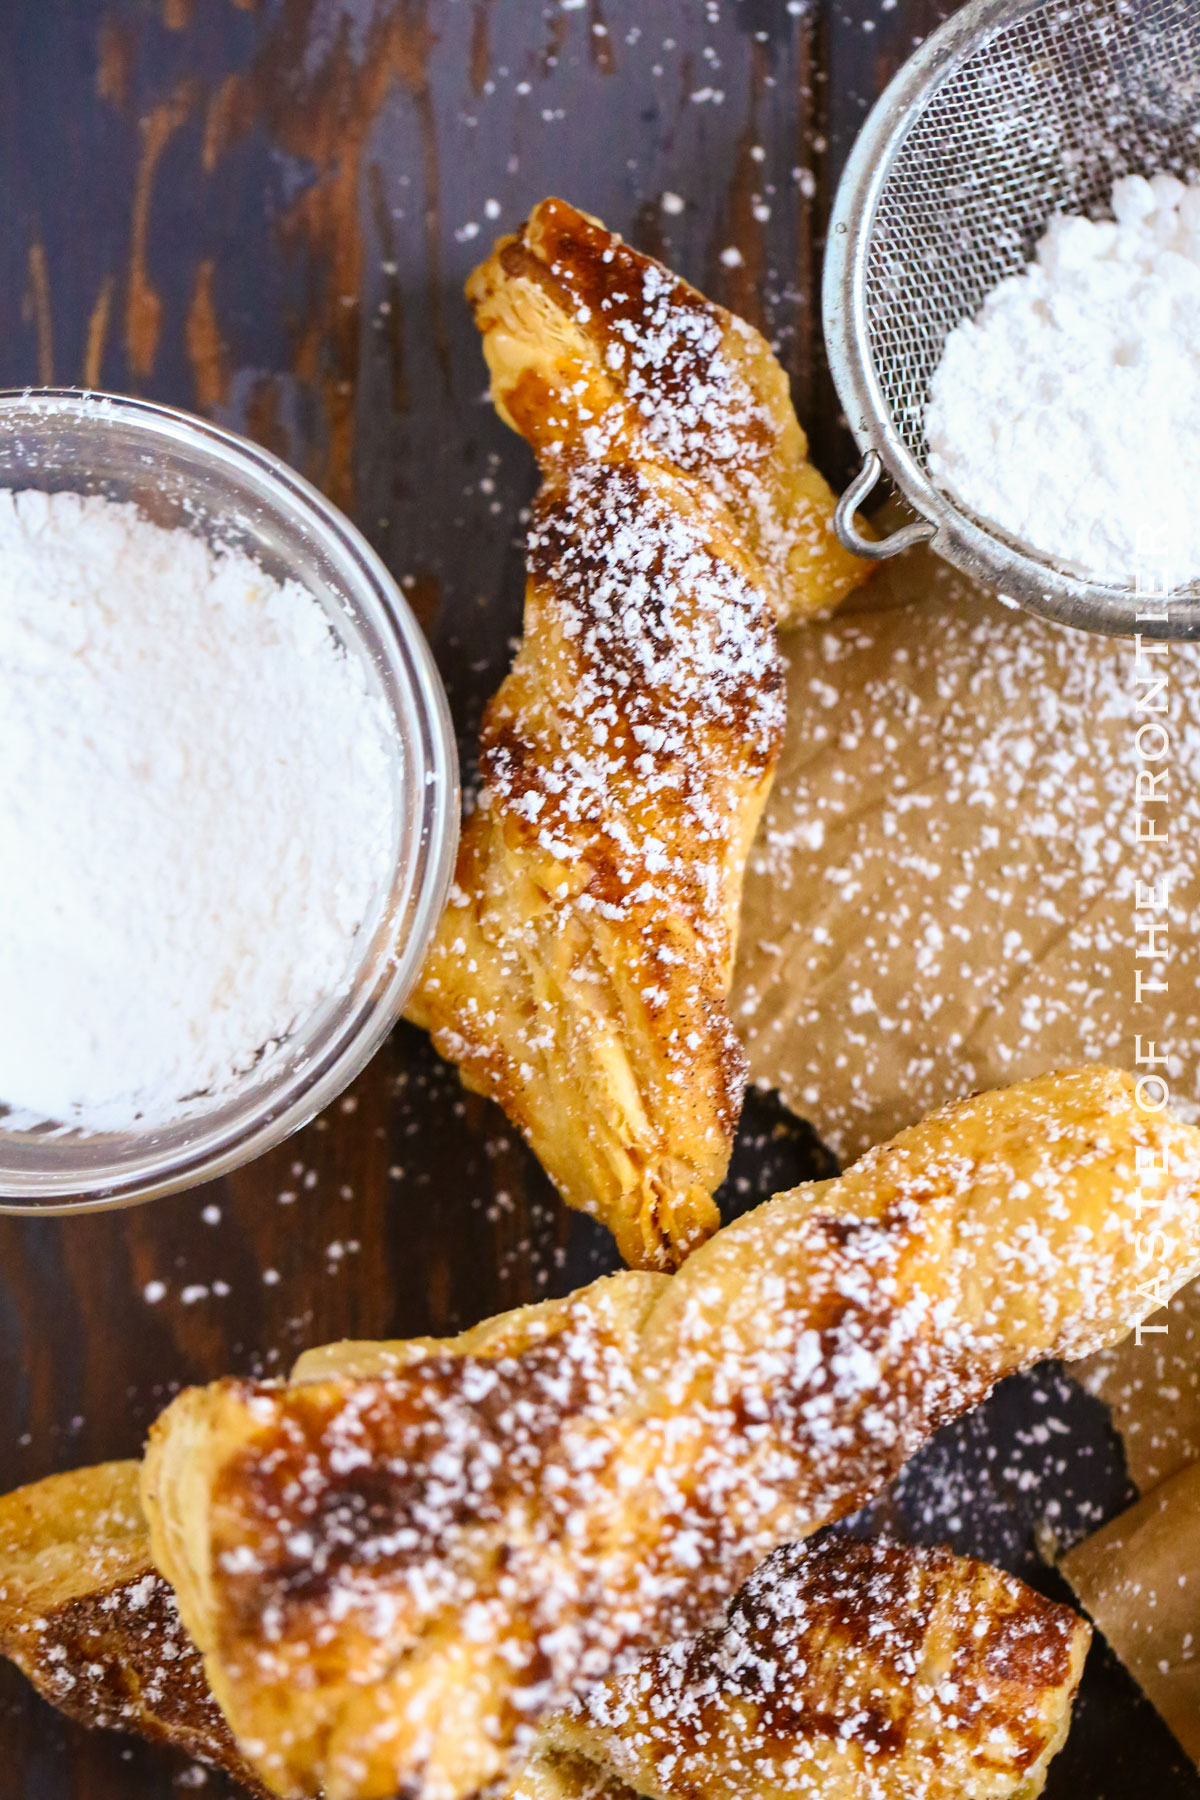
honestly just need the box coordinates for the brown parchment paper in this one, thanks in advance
[1061,1460,1200,1767]
[1076,1278,1200,1494]
[1064,1279,1200,1768]
[731,543,1200,1163]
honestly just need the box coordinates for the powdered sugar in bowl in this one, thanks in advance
[0,390,458,1213]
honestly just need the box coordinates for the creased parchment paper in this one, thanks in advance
[1061,1459,1200,1767]
[1077,1279,1200,1494]
[732,543,1200,1163]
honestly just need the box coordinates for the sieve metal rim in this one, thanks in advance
[822,0,1200,640]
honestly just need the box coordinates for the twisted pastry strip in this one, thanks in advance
[0,1463,271,1796]
[140,1068,1200,1800]
[463,199,863,626]
[0,1465,1086,1800]
[539,1536,1088,1800]
[406,200,866,1270]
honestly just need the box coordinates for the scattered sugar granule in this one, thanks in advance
[0,490,396,1130]
[925,173,1200,586]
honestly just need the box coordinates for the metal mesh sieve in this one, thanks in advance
[823,0,1200,637]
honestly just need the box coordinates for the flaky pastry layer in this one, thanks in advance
[140,1068,1200,1800]
[406,199,867,1269]
[0,1465,1086,1800]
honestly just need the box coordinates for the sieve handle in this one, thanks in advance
[835,451,936,560]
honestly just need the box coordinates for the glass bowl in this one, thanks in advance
[0,389,459,1215]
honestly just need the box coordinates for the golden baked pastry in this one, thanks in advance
[0,1463,1086,1800]
[405,199,867,1270]
[0,1461,270,1796]
[140,1068,1200,1800]
[539,1535,1089,1800]
[463,199,864,626]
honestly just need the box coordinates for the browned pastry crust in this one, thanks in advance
[141,1068,1200,1800]
[0,1463,1086,1800]
[464,200,865,627]
[405,199,867,1271]
[539,1536,1090,1800]
[0,1461,272,1797]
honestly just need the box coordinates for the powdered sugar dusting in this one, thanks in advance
[734,556,1200,1161]
[484,460,784,952]
[562,1535,1084,1797]
[533,207,843,612]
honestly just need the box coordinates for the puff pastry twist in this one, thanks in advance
[139,1068,1200,1800]
[0,1465,1086,1800]
[537,1534,1088,1800]
[406,200,866,1270]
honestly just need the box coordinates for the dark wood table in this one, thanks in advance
[1,3,1197,1796]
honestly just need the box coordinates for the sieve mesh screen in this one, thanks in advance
[865,0,1200,472]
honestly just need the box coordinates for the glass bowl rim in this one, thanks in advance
[0,387,459,1215]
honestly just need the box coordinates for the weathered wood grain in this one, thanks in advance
[0,3,1197,1797]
